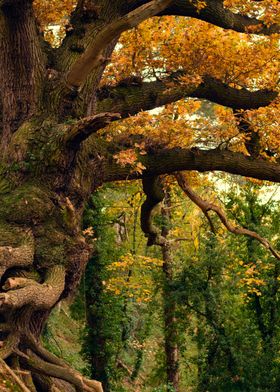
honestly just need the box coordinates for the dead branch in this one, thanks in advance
[175,172,280,261]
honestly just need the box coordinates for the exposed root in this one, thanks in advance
[27,335,69,368]
[0,331,104,391]
[0,252,103,391]
[27,337,103,392]
[0,358,31,392]
[25,350,103,392]
[0,332,20,360]
[26,351,84,392]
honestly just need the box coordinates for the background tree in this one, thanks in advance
[0,0,280,390]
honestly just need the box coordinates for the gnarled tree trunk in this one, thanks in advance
[0,0,279,390]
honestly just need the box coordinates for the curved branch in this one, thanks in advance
[175,172,280,260]
[160,0,280,35]
[96,74,277,118]
[66,0,172,88]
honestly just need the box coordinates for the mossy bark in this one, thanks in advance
[0,116,103,390]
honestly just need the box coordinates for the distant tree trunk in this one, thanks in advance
[161,193,180,392]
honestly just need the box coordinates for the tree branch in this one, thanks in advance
[96,74,277,118]
[66,0,172,88]
[160,0,280,35]
[103,146,280,183]
[175,172,280,260]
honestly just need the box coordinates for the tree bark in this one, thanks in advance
[0,0,279,389]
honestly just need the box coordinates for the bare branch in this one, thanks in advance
[175,172,280,260]
[66,0,172,88]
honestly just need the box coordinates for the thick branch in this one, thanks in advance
[66,0,172,88]
[103,146,280,183]
[175,172,280,260]
[160,0,280,35]
[97,74,277,118]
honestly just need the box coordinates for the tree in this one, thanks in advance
[0,0,279,390]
